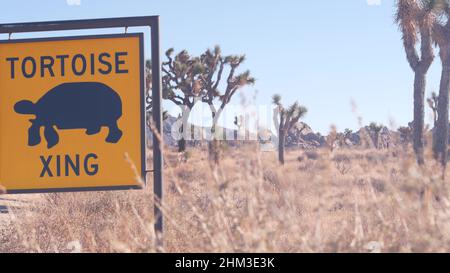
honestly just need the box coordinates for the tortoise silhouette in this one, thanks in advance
[14,82,123,149]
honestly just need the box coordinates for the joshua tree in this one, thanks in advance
[344,128,353,137]
[396,0,436,164]
[369,122,384,148]
[326,125,339,152]
[341,128,354,146]
[162,49,205,152]
[427,91,439,127]
[399,124,413,144]
[199,46,255,164]
[430,2,450,169]
[162,46,254,159]
[145,60,168,147]
[145,59,154,132]
[234,115,244,141]
[145,60,153,113]
[273,94,307,164]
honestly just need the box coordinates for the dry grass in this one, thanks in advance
[1,143,450,253]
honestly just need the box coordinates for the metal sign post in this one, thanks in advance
[0,16,164,246]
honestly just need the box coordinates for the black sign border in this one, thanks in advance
[1,33,145,194]
[0,16,164,236]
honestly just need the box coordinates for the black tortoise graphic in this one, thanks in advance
[14,82,123,149]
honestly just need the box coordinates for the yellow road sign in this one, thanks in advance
[0,33,145,193]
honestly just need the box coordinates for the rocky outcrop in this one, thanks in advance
[284,122,326,149]
[146,115,179,147]
[355,126,397,149]
[147,115,412,150]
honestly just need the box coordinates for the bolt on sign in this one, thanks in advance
[0,33,145,193]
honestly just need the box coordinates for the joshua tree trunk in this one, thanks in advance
[208,104,224,165]
[275,107,287,165]
[208,124,221,165]
[374,133,380,149]
[413,71,427,165]
[278,131,286,165]
[396,3,435,164]
[178,106,192,153]
[208,138,220,165]
[433,63,450,168]
[178,125,186,152]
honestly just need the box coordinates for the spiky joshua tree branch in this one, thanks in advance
[273,94,307,164]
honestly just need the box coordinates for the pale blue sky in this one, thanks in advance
[0,0,444,134]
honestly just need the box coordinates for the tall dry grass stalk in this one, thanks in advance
[1,142,450,252]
